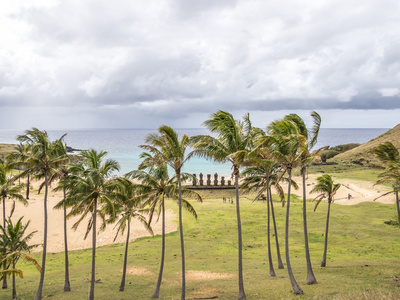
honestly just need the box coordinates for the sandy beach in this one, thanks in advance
[7,180,177,253]
[4,175,395,253]
[287,174,394,206]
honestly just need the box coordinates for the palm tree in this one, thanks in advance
[0,162,27,289]
[310,174,341,267]
[65,149,119,300]
[13,128,68,300]
[282,112,325,284]
[0,217,41,298]
[241,163,298,274]
[7,144,31,200]
[370,142,400,228]
[243,129,289,271]
[51,141,73,292]
[111,177,153,292]
[191,110,256,300]
[127,163,201,298]
[268,118,307,295]
[139,126,197,300]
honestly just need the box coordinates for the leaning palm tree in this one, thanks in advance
[370,142,400,228]
[268,118,307,295]
[110,177,153,292]
[191,110,256,300]
[127,162,201,298]
[0,162,27,289]
[13,128,68,300]
[65,149,119,300]
[0,217,41,298]
[310,174,341,267]
[282,112,325,284]
[139,126,197,300]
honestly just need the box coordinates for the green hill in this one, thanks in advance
[333,124,400,166]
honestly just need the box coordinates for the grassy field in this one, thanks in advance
[2,183,400,300]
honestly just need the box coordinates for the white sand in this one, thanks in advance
[7,180,177,253]
[285,174,394,205]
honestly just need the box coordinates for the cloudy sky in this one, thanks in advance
[1,0,400,130]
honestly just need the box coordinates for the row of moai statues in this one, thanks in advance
[192,173,231,186]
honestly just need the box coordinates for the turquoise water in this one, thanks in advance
[0,128,389,176]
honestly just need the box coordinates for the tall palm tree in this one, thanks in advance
[0,217,41,298]
[244,129,288,271]
[111,177,153,292]
[51,142,73,292]
[370,142,400,227]
[0,162,27,289]
[282,112,324,285]
[241,163,298,274]
[191,110,255,300]
[139,126,196,300]
[14,128,68,300]
[268,118,307,295]
[65,149,119,300]
[127,163,201,298]
[310,174,341,267]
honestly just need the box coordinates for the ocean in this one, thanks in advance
[0,128,389,177]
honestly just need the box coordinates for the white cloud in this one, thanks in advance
[1,0,400,129]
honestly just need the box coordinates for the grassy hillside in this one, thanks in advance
[333,124,400,166]
[0,144,16,161]
[2,192,400,299]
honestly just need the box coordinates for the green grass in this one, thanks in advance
[307,163,381,182]
[3,188,400,299]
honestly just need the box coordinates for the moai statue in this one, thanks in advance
[228,180,232,186]
[199,173,204,186]
[192,174,197,186]
[214,173,218,186]
[221,176,225,186]
[207,174,211,186]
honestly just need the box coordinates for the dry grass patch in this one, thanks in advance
[124,266,152,275]
[186,270,235,281]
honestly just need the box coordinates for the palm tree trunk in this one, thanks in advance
[2,196,5,229]
[34,173,49,300]
[266,172,275,277]
[120,218,130,292]
[177,172,186,300]
[26,174,30,200]
[269,187,284,269]
[321,200,331,267]
[235,171,246,300]
[396,190,400,229]
[88,199,97,300]
[2,196,7,289]
[302,169,317,284]
[63,190,71,292]
[152,198,165,298]
[285,169,304,295]
[12,262,16,299]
